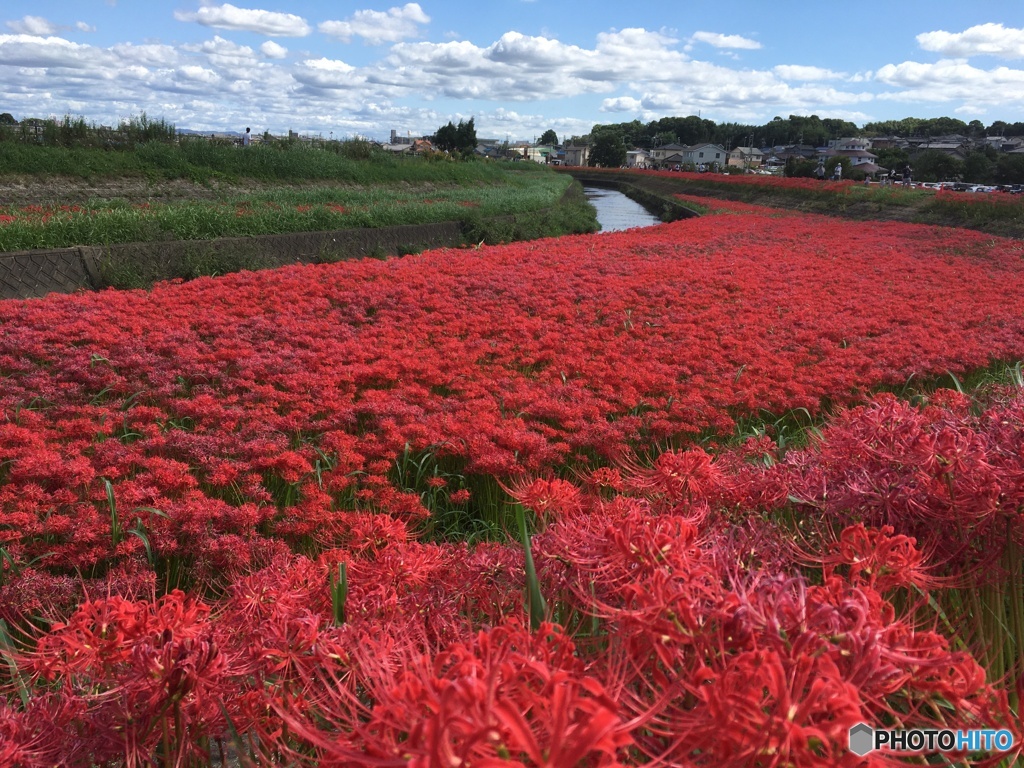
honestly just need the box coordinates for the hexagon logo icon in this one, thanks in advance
[849,723,874,756]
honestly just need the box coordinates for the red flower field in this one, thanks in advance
[2,199,1024,765]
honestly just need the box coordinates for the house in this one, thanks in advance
[984,136,1024,153]
[727,146,763,170]
[626,148,651,168]
[849,162,887,179]
[527,144,556,163]
[912,141,969,162]
[772,144,818,162]
[868,136,906,150]
[683,143,727,168]
[650,143,687,168]
[826,147,880,168]
[830,137,873,151]
[563,142,590,167]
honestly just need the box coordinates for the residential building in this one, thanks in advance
[830,137,873,151]
[626,148,651,168]
[650,143,687,167]
[827,148,880,168]
[564,142,590,167]
[912,141,969,162]
[727,146,763,170]
[684,143,727,168]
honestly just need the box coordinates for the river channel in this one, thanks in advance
[583,186,663,232]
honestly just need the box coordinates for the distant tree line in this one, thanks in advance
[571,114,1024,152]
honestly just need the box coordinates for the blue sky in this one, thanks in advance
[2,1,1023,142]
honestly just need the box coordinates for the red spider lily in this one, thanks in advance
[783,391,1024,575]
[277,621,632,767]
[811,524,940,593]
[7,590,240,766]
[622,447,724,519]
[503,475,582,526]
[1,190,1023,764]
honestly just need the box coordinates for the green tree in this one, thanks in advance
[0,113,16,125]
[784,157,818,178]
[873,147,910,175]
[962,150,995,183]
[912,150,964,182]
[994,154,1024,184]
[433,121,458,152]
[538,129,558,146]
[433,117,476,154]
[923,116,968,136]
[588,130,626,168]
[455,117,477,154]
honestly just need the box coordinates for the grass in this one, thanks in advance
[0,169,586,252]
[0,137,546,185]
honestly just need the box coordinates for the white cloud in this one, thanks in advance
[384,27,696,102]
[261,40,287,59]
[178,65,220,84]
[174,3,311,37]
[487,31,593,68]
[319,3,430,45]
[385,36,613,101]
[773,64,845,81]
[0,33,112,68]
[875,58,1024,106]
[5,12,1024,141]
[6,15,59,36]
[601,96,643,113]
[293,57,366,92]
[112,42,181,67]
[688,31,761,50]
[605,63,874,124]
[917,23,1024,60]
[183,35,260,69]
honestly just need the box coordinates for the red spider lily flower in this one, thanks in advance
[817,524,939,592]
[622,447,724,519]
[277,621,632,767]
[504,476,582,525]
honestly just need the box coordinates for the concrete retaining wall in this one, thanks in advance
[0,220,467,300]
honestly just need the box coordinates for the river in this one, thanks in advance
[583,186,663,232]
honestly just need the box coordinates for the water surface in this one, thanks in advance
[583,186,663,232]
